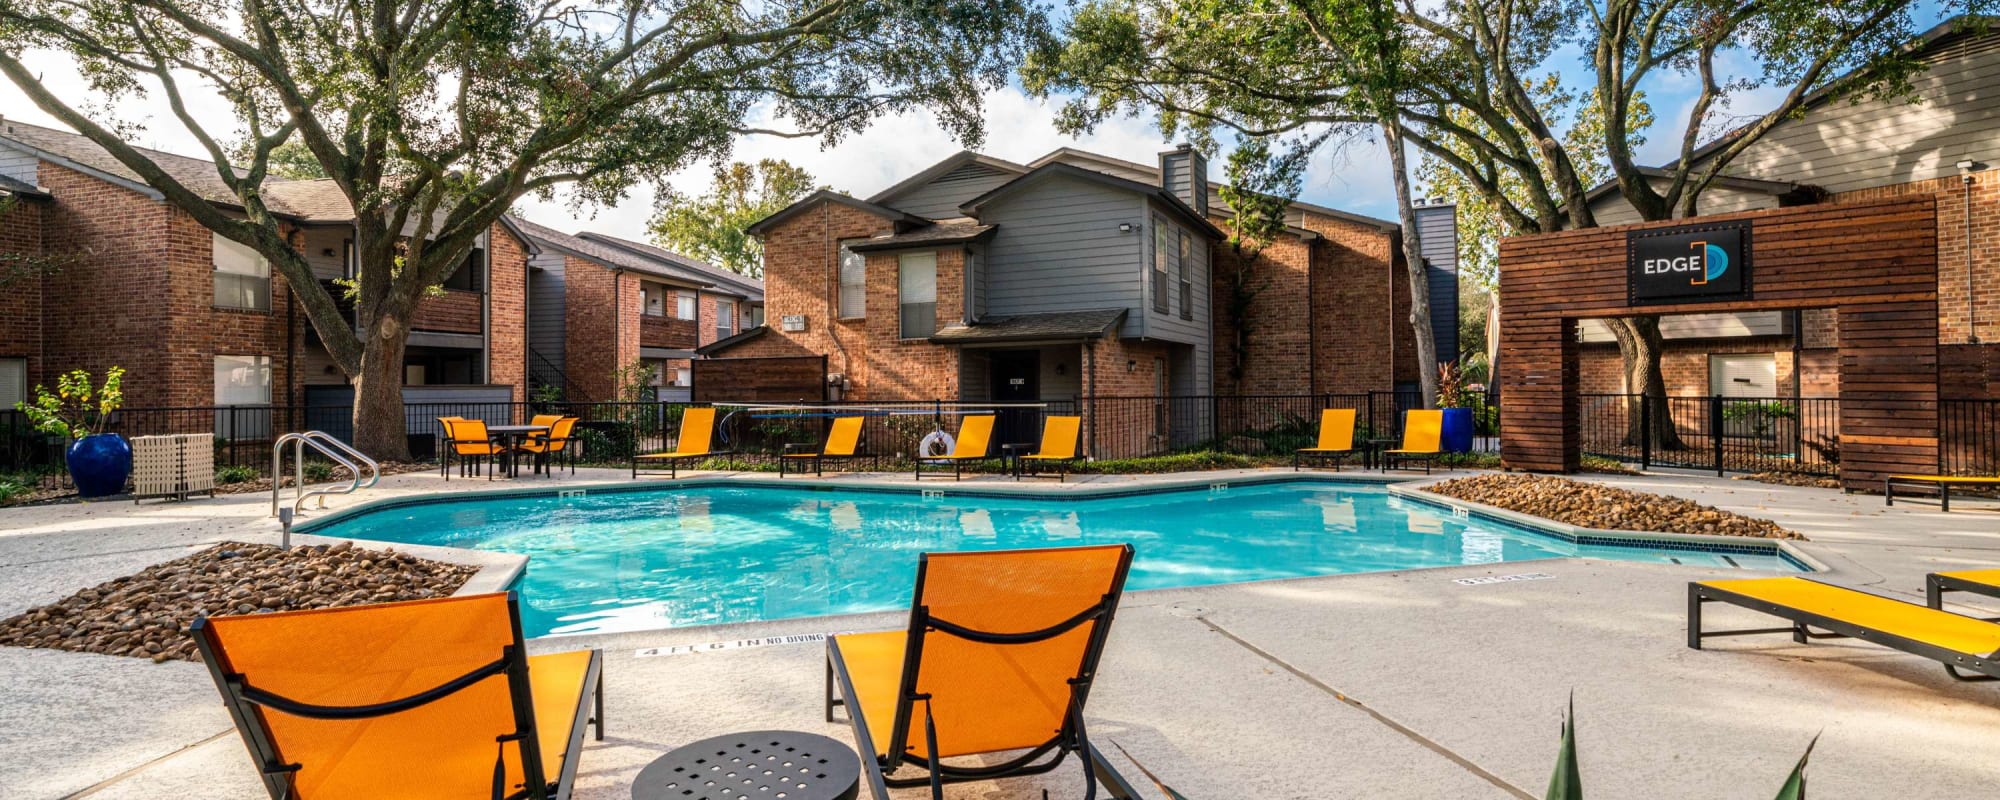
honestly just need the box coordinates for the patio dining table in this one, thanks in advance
[488,424,550,478]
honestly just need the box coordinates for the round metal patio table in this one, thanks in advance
[632,730,860,800]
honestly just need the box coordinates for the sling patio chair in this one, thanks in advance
[823,544,1142,800]
[1294,408,1358,471]
[1885,474,2000,512]
[1928,569,2000,620]
[1016,415,1085,482]
[440,417,506,481]
[1382,409,1444,474]
[633,407,721,479]
[914,414,995,481]
[1688,576,2000,682]
[191,592,604,800]
[780,415,873,477]
[516,416,580,477]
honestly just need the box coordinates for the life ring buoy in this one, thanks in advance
[918,430,956,459]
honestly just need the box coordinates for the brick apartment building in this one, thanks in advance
[1578,18,2000,403]
[707,146,1454,415]
[0,118,532,427]
[515,220,764,402]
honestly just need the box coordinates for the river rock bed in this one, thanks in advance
[0,542,478,663]
[1425,474,1801,540]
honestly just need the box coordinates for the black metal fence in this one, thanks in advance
[1580,394,2000,478]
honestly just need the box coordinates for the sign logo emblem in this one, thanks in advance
[1628,222,1751,304]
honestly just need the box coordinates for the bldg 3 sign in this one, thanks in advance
[1627,221,1752,305]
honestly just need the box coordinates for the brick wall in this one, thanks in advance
[640,314,698,349]
[1081,331,1175,456]
[698,292,744,345]
[1212,231,1311,394]
[1304,212,1409,395]
[487,221,527,403]
[165,205,294,409]
[563,256,641,401]
[410,288,483,334]
[0,194,45,392]
[1836,173,1995,345]
[1576,337,1807,397]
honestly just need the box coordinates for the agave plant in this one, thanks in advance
[1546,698,1818,800]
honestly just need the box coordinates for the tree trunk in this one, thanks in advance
[351,322,412,461]
[1606,316,1685,451]
[1380,119,1442,406]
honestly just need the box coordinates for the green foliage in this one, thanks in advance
[1079,451,1265,474]
[15,366,124,439]
[0,476,33,505]
[613,361,659,405]
[531,383,564,411]
[1544,702,1817,799]
[1580,455,1640,475]
[215,464,259,484]
[648,160,822,278]
[1722,401,1799,422]
[301,460,335,483]
[1435,451,1500,469]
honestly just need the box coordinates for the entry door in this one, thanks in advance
[1709,354,1776,398]
[988,350,1040,446]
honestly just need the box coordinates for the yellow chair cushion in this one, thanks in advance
[1891,475,2000,484]
[1935,568,2000,588]
[1701,577,2000,656]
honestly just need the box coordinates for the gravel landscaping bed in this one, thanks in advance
[0,542,478,663]
[1425,474,1802,540]
[1734,471,1843,490]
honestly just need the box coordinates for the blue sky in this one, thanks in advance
[0,4,1963,237]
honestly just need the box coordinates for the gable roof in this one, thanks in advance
[865,150,1029,207]
[928,308,1128,345]
[510,216,710,287]
[958,161,1226,239]
[844,217,997,252]
[575,232,764,301]
[742,189,929,237]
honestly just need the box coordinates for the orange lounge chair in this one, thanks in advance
[1294,408,1358,471]
[780,415,871,477]
[824,545,1141,799]
[191,592,604,800]
[914,415,994,481]
[1382,409,1444,474]
[633,406,720,478]
[1016,415,1084,481]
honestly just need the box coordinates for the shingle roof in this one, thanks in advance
[575,231,764,301]
[845,218,996,252]
[0,118,253,208]
[929,308,1128,345]
[263,180,356,223]
[510,217,711,286]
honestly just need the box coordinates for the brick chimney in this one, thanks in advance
[1158,144,1209,217]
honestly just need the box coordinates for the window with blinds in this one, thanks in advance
[716,301,735,339]
[838,242,867,318]
[1152,217,1170,313]
[1177,230,1193,319]
[899,251,937,339]
[0,358,24,408]
[212,233,270,311]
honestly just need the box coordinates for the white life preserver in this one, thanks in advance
[918,430,956,459]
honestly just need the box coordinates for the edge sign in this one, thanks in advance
[1627,221,1752,305]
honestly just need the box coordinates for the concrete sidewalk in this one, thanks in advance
[2,467,1997,798]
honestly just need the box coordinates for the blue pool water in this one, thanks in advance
[310,482,1801,637]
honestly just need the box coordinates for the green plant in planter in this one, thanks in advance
[15,366,125,439]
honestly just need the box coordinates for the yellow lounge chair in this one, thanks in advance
[1689,576,2000,681]
[633,406,719,479]
[824,545,1141,799]
[1294,408,1358,471]
[516,416,579,477]
[1927,569,2000,619]
[1382,409,1444,474]
[1886,474,2000,512]
[914,414,994,481]
[780,416,872,477]
[191,592,604,800]
[1016,415,1084,481]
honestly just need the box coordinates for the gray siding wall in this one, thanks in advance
[1589,180,1778,226]
[0,142,37,184]
[1415,204,1459,361]
[528,250,566,373]
[1140,197,1213,395]
[300,227,349,280]
[979,174,1146,320]
[879,162,1019,219]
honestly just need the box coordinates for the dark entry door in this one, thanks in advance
[987,350,1040,447]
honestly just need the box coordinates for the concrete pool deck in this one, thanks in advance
[2,467,1997,798]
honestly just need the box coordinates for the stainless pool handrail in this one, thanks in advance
[270,431,380,516]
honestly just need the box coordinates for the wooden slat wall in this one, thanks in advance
[1498,196,1938,489]
[692,355,828,403]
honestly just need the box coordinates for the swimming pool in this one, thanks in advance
[307,480,1804,637]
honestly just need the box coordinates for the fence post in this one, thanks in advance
[1711,394,1726,477]
[1366,393,1376,437]
[1640,395,1652,471]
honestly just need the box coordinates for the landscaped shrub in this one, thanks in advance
[301,460,335,483]
[215,464,258,484]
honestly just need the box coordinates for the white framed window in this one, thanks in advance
[676,292,696,320]
[1151,217,1170,313]
[899,251,938,339]
[0,358,25,408]
[214,355,273,441]
[213,232,270,311]
[838,241,867,319]
[1178,230,1193,319]
[716,301,735,339]
[747,305,764,328]
[642,283,665,317]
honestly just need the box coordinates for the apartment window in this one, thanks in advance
[213,232,270,311]
[838,241,867,319]
[641,283,665,317]
[899,251,938,339]
[716,301,735,339]
[1151,217,1170,313]
[676,292,696,320]
[747,305,764,328]
[673,367,693,387]
[213,355,272,441]
[1177,230,1193,319]
[0,358,24,408]
[441,246,483,291]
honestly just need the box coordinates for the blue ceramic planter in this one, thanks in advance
[1439,407,1475,454]
[67,433,132,498]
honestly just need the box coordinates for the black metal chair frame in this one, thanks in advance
[779,443,879,477]
[823,547,1141,800]
[1292,449,1356,472]
[441,421,506,482]
[1927,572,2000,621]
[1688,580,2000,683]
[523,424,580,478]
[190,593,606,800]
[1886,476,2000,512]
